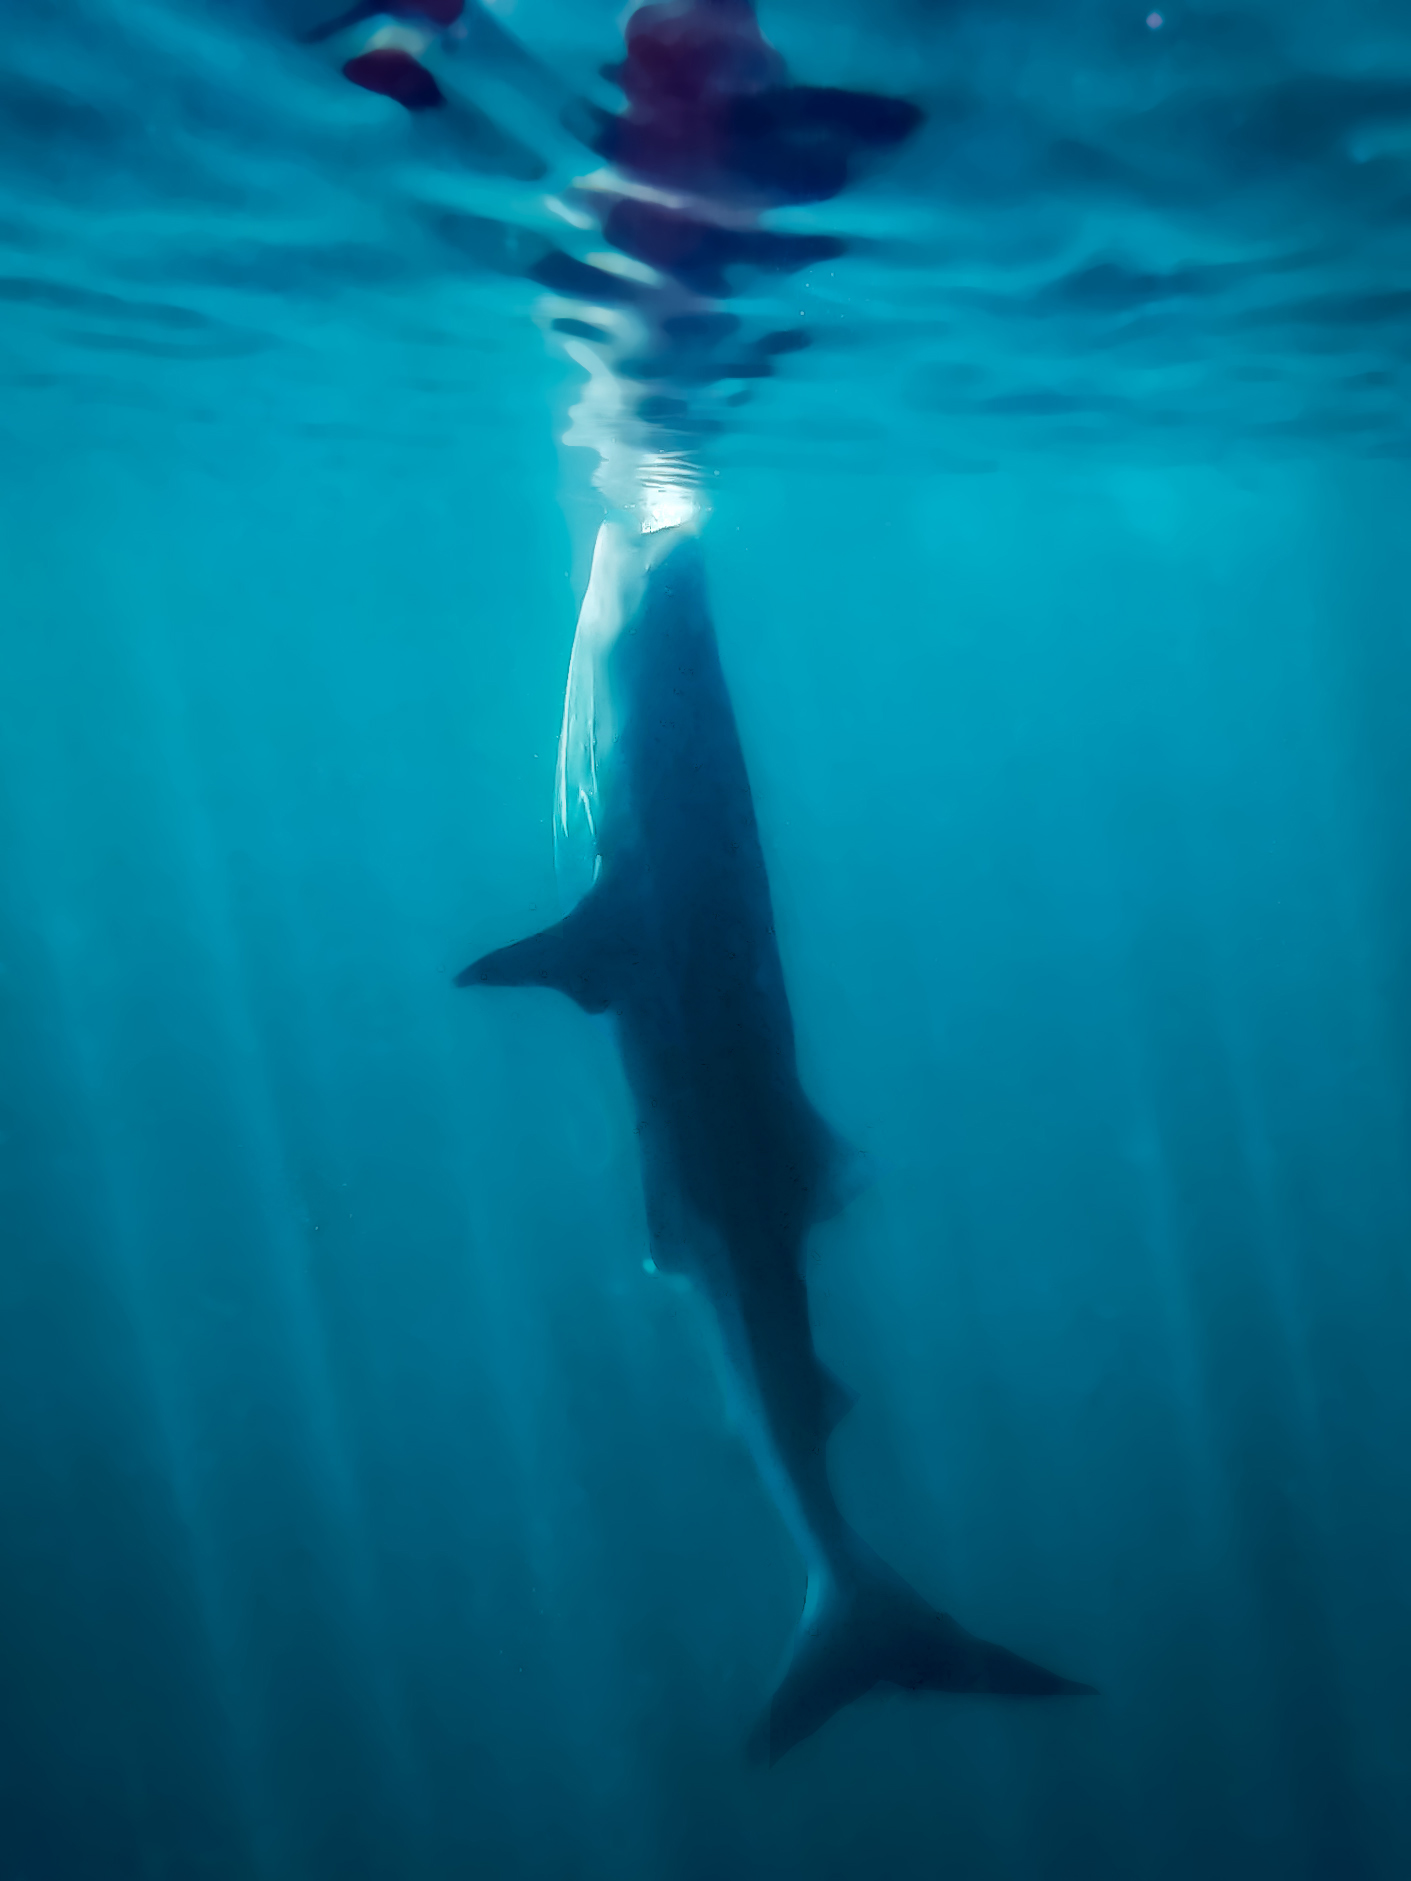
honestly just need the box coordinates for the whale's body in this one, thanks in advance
[459,523,1090,1760]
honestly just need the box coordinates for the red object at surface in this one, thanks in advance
[343,47,445,111]
[613,0,783,108]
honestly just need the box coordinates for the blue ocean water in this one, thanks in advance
[3,0,1411,1875]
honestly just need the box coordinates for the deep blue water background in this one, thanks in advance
[3,0,1411,1876]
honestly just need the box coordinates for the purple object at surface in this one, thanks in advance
[592,0,923,202]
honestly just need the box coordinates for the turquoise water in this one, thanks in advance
[3,1,1411,1876]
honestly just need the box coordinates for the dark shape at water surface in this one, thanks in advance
[615,320,813,390]
[1251,287,1411,330]
[172,238,411,296]
[982,388,1126,418]
[431,211,644,300]
[343,48,446,112]
[340,40,548,173]
[602,197,844,297]
[0,73,126,157]
[585,0,923,202]
[550,316,613,343]
[458,536,1092,1760]
[1038,260,1217,314]
[64,329,269,359]
[527,250,644,303]
[0,275,213,329]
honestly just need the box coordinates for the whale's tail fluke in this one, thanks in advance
[749,1542,1093,1766]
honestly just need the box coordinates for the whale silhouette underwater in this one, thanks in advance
[285,0,1093,1762]
[458,522,1094,1763]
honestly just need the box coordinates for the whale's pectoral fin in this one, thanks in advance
[748,1546,1094,1766]
[455,891,618,1014]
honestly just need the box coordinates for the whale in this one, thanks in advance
[457,517,1092,1762]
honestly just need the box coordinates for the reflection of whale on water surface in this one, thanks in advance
[459,521,1094,1762]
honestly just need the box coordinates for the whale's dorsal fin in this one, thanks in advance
[455,889,619,1014]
